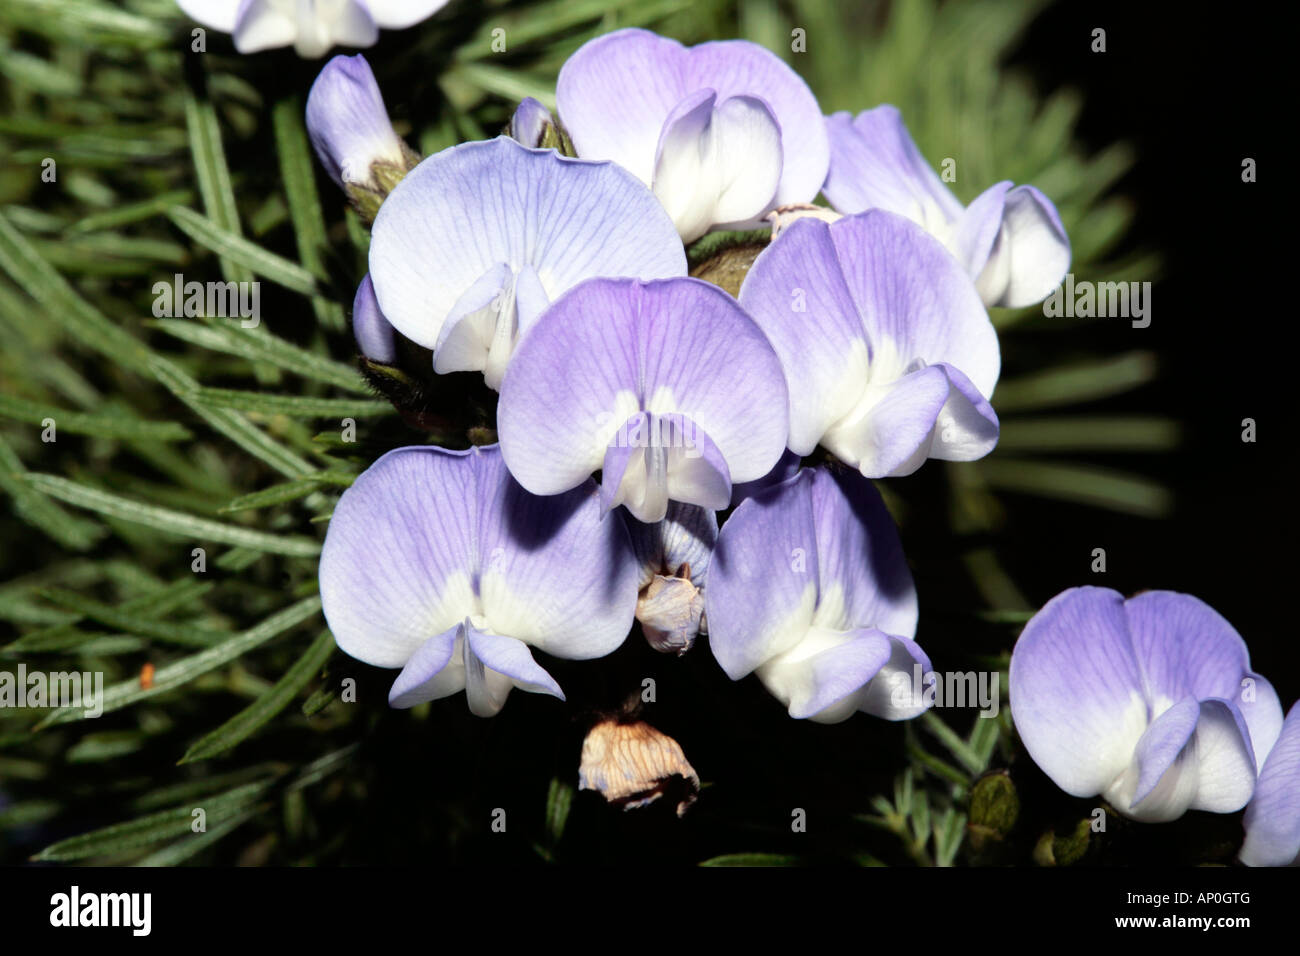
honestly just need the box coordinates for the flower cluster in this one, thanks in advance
[308,27,1062,723]
[301,27,1293,862]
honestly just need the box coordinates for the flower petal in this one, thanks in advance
[828,210,1000,399]
[807,467,917,639]
[368,137,685,352]
[820,363,951,478]
[1009,586,1148,798]
[972,185,1071,308]
[321,445,638,674]
[176,0,241,32]
[822,106,963,226]
[1241,702,1300,867]
[497,276,788,498]
[730,449,801,508]
[706,471,819,680]
[319,447,479,669]
[351,273,395,364]
[388,624,462,708]
[1110,697,1257,821]
[602,413,731,522]
[926,362,1000,462]
[737,217,871,455]
[360,0,450,29]
[466,626,565,702]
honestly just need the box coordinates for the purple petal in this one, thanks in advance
[1124,590,1284,770]
[807,467,918,638]
[497,276,789,501]
[945,180,1013,279]
[820,363,951,478]
[368,137,685,357]
[1114,697,1255,821]
[351,273,396,364]
[466,626,564,703]
[1009,587,1148,798]
[706,470,820,680]
[1242,702,1300,866]
[737,217,872,456]
[730,449,802,508]
[320,446,480,669]
[388,624,461,707]
[827,210,1000,399]
[306,54,404,189]
[822,106,963,225]
[601,413,731,522]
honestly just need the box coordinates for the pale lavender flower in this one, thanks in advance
[739,210,1000,478]
[705,466,928,723]
[557,28,829,242]
[1009,587,1284,822]
[318,444,639,717]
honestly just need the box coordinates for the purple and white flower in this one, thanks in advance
[556,28,829,242]
[739,209,1000,478]
[176,0,449,58]
[626,502,717,655]
[1009,587,1284,822]
[318,444,639,717]
[496,276,789,523]
[1241,701,1300,866]
[705,466,928,723]
[822,106,1070,308]
[368,137,686,390]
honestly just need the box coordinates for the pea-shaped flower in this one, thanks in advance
[497,276,790,523]
[739,210,1000,478]
[319,444,639,717]
[368,137,686,389]
[177,1,449,58]
[1241,702,1300,866]
[557,28,829,242]
[823,106,1070,308]
[1009,587,1284,822]
[705,466,928,724]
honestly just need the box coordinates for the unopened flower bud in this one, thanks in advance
[306,54,420,222]
[507,97,576,156]
[351,273,396,364]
